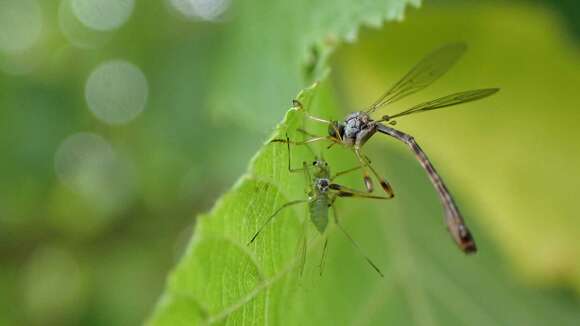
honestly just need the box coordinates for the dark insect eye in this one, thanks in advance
[312,161,316,166]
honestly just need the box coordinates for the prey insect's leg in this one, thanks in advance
[297,225,308,278]
[271,134,315,193]
[319,237,329,276]
[331,205,384,277]
[328,183,394,200]
[292,219,308,279]
[301,161,313,195]
[354,148,394,197]
[248,200,308,245]
[376,124,476,253]
[276,134,305,173]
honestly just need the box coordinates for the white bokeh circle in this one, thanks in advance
[72,0,134,31]
[54,132,135,215]
[85,60,148,125]
[169,0,230,21]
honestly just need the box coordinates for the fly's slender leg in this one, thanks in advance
[271,137,329,145]
[354,148,394,197]
[295,129,324,157]
[271,137,330,146]
[363,171,374,193]
[293,99,342,142]
[278,135,305,174]
[306,114,332,124]
[296,128,318,138]
[376,124,476,253]
[319,237,329,276]
[360,154,375,192]
[331,205,384,277]
[331,165,365,181]
[248,200,308,245]
[272,135,313,193]
[328,183,394,200]
[293,99,332,124]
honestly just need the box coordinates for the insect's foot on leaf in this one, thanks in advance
[292,99,303,109]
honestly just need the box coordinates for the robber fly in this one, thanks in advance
[290,43,499,254]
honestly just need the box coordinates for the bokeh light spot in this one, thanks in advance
[169,0,230,21]
[54,132,115,189]
[54,132,135,216]
[72,0,134,31]
[0,0,43,53]
[85,60,148,125]
[58,0,113,49]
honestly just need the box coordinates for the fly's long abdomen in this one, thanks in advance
[376,123,477,253]
[309,196,329,234]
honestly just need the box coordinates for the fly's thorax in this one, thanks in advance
[342,111,373,146]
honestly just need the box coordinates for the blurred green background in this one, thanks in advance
[1,0,579,325]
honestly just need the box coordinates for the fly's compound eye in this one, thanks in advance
[312,161,317,166]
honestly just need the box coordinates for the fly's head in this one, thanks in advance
[311,158,330,179]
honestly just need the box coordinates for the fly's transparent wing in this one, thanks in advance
[366,43,467,114]
[387,88,499,119]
